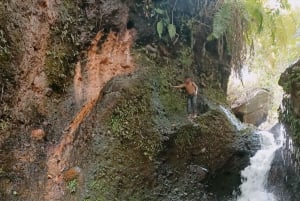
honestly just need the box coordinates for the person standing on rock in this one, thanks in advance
[172,77,198,119]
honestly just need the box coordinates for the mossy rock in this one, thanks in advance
[280,97,300,145]
[167,108,235,172]
[279,60,300,93]
[109,80,163,159]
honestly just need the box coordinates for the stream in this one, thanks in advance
[235,129,283,201]
[220,106,285,201]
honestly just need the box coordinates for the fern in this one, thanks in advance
[210,0,291,75]
[211,2,233,39]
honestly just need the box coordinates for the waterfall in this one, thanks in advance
[220,106,245,131]
[219,105,285,201]
[236,128,283,201]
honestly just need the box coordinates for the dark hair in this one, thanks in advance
[185,77,192,83]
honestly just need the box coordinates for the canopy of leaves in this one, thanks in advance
[227,3,300,125]
[210,0,292,76]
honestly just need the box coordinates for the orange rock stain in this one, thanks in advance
[44,29,136,200]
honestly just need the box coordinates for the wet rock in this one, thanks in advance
[231,88,272,126]
[206,128,260,200]
[279,59,300,117]
[30,129,46,140]
[188,165,208,180]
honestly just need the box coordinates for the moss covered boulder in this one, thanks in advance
[279,59,300,118]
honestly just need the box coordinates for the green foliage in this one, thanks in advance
[178,47,193,68]
[203,87,227,104]
[167,23,176,39]
[210,0,292,74]
[209,0,248,73]
[227,8,300,124]
[67,179,77,193]
[154,6,177,40]
[45,43,77,92]
[0,119,9,131]
[0,167,6,176]
[211,2,233,39]
[0,29,9,56]
[280,67,300,93]
[157,20,164,38]
[156,68,186,115]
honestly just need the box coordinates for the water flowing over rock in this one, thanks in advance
[237,130,282,201]
[277,59,300,201]
[268,124,300,201]
[206,107,261,201]
[231,88,272,126]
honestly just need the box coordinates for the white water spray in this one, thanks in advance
[220,106,245,131]
[236,129,283,201]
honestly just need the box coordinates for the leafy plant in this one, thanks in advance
[0,120,9,131]
[209,0,291,75]
[67,179,77,193]
[0,29,9,55]
[155,8,177,40]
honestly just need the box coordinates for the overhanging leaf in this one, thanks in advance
[167,24,176,39]
[154,8,164,15]
[157,20,164,38]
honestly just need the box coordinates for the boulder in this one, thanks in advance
[231,88,272,126]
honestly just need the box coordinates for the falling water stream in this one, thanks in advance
[220,106,284,201]
[220,106,245,131]
[236,129,283,201]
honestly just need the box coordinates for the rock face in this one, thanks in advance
[0,0,253,201]
[267,124,300,201]
[231,88,272,126]
[279,59,300,117]
[276,60,300,201]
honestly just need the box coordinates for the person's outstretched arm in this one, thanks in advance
[172,83,185,89]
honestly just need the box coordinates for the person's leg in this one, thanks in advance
[187,96,192,117]
[192,95,197,117]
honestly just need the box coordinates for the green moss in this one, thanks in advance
[0,6,14,93]
[45,1,80,93]
[178,47,193,69]
[0,29,13,89]
[67,179,78,193]
[280,97,300,144]
[110,82,162,159]
[156,68,186,116]
[279,65,300,93]
[107,49,195,159]
[175,109,234,151]
[279,65,300,144]
[83,141,154,200]
[203,87,227,104]
[45,43,77,92]
[175,124,201,149]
